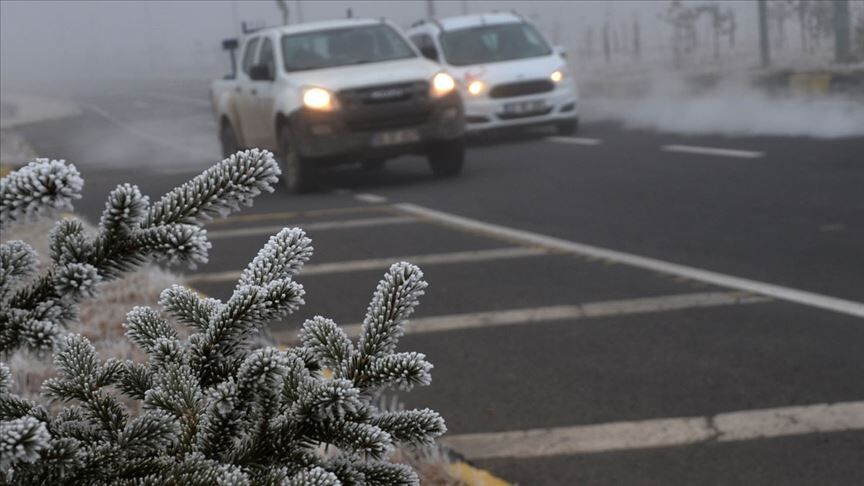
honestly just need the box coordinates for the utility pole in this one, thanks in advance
[757,0,771,67]
[426,0,435,18]
[833,0,851,63]
[296,0,304,23]
[461,0,468,15]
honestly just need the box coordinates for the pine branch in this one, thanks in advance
[0,159,83,231]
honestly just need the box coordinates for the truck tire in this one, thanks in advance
[427,139,465,177]
[220,121,240,158]
[278,125,317,193]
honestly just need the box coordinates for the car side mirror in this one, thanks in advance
[554,45,567,59]
[249,64,273,81]
[420,46,439,62]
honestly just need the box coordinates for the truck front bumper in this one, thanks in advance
[289,92,464,162]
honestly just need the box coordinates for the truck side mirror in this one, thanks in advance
[420,45,439,62]
[554,45,567,59]
[249,64,273,81]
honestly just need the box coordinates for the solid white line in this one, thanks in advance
[186,247,547,284]
[355,193,388,203]
[445,401,864,460]
[395,203,864,318]
[144,92,212,108]
[662,144,763,158]
[546,136,603,145]
[273,291,767,343]
[207,216,416,240]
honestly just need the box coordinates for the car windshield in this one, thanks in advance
[439,22,552,66]
[281,24,416,72]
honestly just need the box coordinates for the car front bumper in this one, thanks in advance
[289,92,464,162]
[462,81,578,132]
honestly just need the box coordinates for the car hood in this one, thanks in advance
[286,57,442,90]
[447,55,564,85]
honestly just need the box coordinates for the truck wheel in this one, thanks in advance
[427,139,465,177]
[279,125,317,193]
[220,121,240,158]
[555,118,579,136]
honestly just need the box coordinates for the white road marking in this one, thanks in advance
[355,193,388,203]
[445,401,864,460]
[662,144,763,158]
[144,92,212,108]
[546,136,603,145]
[273,291,767,343]
[395,203,864,318]
[207,216,416,240]
[186,247,547,284]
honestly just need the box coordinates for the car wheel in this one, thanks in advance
[278,125,317,193]
[427,139,465,177]
[220,121,240,158]
[555,118,579,136]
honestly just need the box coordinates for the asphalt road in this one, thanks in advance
[15,80,864,485]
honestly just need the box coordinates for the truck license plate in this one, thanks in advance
[502,100,547,115]
[371,129,420,147]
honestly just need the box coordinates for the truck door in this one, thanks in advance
[236,36,261,146]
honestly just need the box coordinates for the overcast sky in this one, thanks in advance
[1,0,763,93]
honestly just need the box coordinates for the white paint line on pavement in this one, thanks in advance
[395,203,864,318]
[83,103,215,160]
[662,144,763,159]
[144,93,212,108]
[546,136,603,145]
[274,291,768,343]
[355,193,388,204]
[207,216,416,240]
[186,247,548,284]
[445,401,864,460]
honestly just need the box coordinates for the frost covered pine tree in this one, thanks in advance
[0,150,280,353]
[0,152,446,484]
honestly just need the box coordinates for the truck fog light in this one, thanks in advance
[468,80,484,95]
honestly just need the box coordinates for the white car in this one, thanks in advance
[406,12,579,135]
[211,18,465,192]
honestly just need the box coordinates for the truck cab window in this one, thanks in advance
[241,37,260,75]
[258,38,275,77]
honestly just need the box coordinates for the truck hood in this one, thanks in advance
[447,55,565,85]
[287,57,442,90]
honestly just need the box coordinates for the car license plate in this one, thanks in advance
[502,100,547,115]
[370,129,420,147]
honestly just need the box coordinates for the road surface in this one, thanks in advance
[15,80,864,485]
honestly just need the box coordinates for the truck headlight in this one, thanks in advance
[303,87,337,111]
[431,72,456,97]
[467,80,485,95]
[550,70,565,83]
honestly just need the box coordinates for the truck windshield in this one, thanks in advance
[439,23,552,66]
[281,24,416,72]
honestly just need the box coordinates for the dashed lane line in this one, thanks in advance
[662,144,764,159]
[355,193,388,204]
[395,203,864,318]
[546,136,603,145]
[444,401,864,460]
[272,291,768,343]
[186,247,548,285]
[207,216,416,240]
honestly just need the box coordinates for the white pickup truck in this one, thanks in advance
[211,18,465,192]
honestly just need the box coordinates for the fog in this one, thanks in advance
[2,0,863,138]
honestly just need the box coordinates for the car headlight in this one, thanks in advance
[550,69,565,83]
[303,87,338,111]
[467,80,485,95]
[431,72,456,97]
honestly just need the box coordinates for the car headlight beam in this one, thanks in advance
[431,72,456,97]
[550,70,565,83]
[467,80,485,95]
[303,87,336,111]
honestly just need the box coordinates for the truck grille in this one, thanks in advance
[489,79,555,99]
[339,80,431,131]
